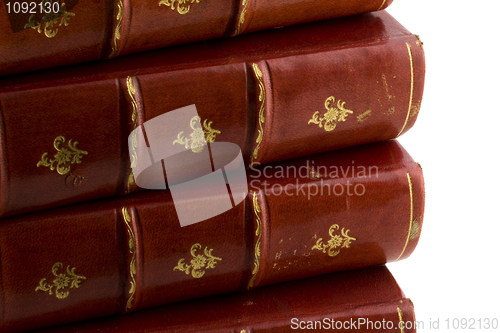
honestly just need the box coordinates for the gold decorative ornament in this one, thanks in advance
[24,0,75,38]
[251,63,265,164]
[35,262,86,299]
[159,0,201,14]
[173,116,220,153]
[109,0,124,58]
[126,76,139,193]
[248,192,262,289]
[311,224,357,257]
[122,207,137,311]
[37,136,88,175]
[308,96,353,132]
[232,0,249,36]
[173,243,221,278]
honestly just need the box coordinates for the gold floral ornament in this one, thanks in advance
[173,116,220,153]
[24,0,75,38]
[159,0,201,15]
[35,262,86,299]
[173,243,221,278]
[37,136,88,175]
[312,224,357,257]
[308,96,353,132]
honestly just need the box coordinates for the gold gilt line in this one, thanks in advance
[251,63,265,165]
[126,76,139,193]
[397,307,405,333]
[127,76,138,126]
[109,0,124,58]
[396,173,414,261]
[397,43,414,137]
[122,207,137,311]
[377,0,387,10]
[248,192,262,289]
[232,0,249,36]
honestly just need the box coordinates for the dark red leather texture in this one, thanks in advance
[0,11,425,218]
[0,0,393,76]
[34,266,416,333]
[0,140,424,332]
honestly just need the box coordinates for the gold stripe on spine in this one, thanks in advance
[397,42,414,137]
[248,192,262,289]
[396,173,414,261]
[121,207,137,311]
[109,0,124,58]
[377,0,387,10]
[397,307,405,333]
[251,63,265,165]
[126,76,139,193]
[232,0,249,36]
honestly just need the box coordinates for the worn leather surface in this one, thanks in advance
[34,266,416,333]
[0,140,424,332]
[0,11,425,218]
[0,0,393,76]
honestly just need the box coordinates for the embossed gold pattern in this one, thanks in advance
[109,0,124,58]
[173,116,220,153]
[248,192,262,289]
[232,0,249,36]
[397,43,415,137]
[122,207,137,311]
[126,76,139,193]
[396,173,414,261]
[311,224,356,257]
[308,96,353,132]
[35,262,86,299]
[37,136,88,175]
[159,0,200,14]
[173,243,221,278]
[251,63,265,165]
[24,0,75,38]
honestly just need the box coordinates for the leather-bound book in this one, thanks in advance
[0,11,425,218]
[34,265,417,333]
[0,140,424,332]
[0,0,394,76]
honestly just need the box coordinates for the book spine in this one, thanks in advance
[0,141,424,332]
[0,0,393,76]
[0,33,425,218]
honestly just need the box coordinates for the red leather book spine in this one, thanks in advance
[0,0,393,76]
[33,266,417,333]
[0,140,424,332]
[0,12,425,218]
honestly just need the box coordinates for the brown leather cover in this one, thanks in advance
[0,140,424,332]
[0,11,425,218]
[0,0,394,76]
[34,266,416,333]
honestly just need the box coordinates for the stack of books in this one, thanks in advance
[0,0,425,332]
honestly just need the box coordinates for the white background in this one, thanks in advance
[386,1,500,332]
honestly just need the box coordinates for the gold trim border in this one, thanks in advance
[109,0,124,58]
[396,173,414,261]
[397,306,405,333]
[377,0,387,10]
[251,63,265,165]
[397,42,414,137]
[248,192,262,289]
[121,207,137,311]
